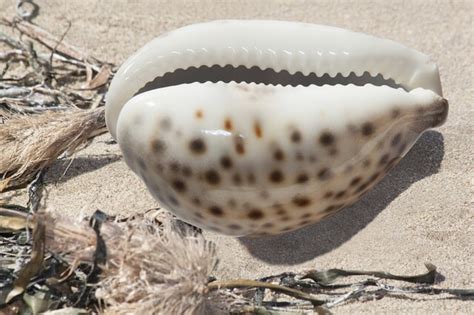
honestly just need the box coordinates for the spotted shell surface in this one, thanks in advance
[106,20,448,236]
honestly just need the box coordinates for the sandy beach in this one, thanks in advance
[1,0,473,313]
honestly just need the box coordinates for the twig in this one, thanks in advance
[27,169,45,214]
[3,17,102,68]
[208,279,326,306]
[0,86,31,98]
[0,49,27,61]
[47,20,72,83]
[0,31,24,49]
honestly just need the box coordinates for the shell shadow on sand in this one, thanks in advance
[45,154,121,184]
[239,130,445,264]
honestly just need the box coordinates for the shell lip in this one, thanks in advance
[133,65,406,98]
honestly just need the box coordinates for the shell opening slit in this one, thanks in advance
[106,20,448,236]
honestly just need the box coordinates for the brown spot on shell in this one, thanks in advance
[344,164,354,173]
[379,153,390,166]
[293,196,311,207]
[355,182,369,194]
[247,173,256,184]
[182,166,193,177]
[172,179,186,193]
[154,163,164,174]
[361,122,375,136]
[324,191,334,199]
[195,110,203,119]
[317,168,332,180]
[192,197,201,206]
[334,190,346,199]
[323,205,336,213]
[319,131,335,146]
[291,130,301,143]
[232,173,242,185]
[150,139,165,154]
[220,155,233,169]
[205,169,220,185]
[392,108,401,118]
[262,222,274,228]
[391,133,402,147]
[189,138,206,154]
[274,149,285,161]
[350,176,362,187]
[227,224,242,230]
[254,121,263,138]
[234,135,245,155]
[296,173,309,184]
[269,170,284,183]
[416,106,425,115]
[247,209,264,220]
[209,206,224,217]
[169,162,180,172]
[227,199,237,208]
[273,204,286,216]
[224,118,233,131]
[300,213,311,219]
[160,117,172,131]
[363,159,371,168]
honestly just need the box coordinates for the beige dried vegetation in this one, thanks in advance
[42,210,218,315]
[0,108,106,191]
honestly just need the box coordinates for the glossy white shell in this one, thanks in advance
[106,20,448,236]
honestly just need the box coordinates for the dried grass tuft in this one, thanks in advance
[96,217,217,315]
[0,108,106,191]
[41,210,217,315]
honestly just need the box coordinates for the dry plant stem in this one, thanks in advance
[0,207,34,231]
[1,17,102,70]
[208,279,326,306]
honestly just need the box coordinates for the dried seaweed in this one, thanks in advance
[301,263,437,285]
[5,214,44,303]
